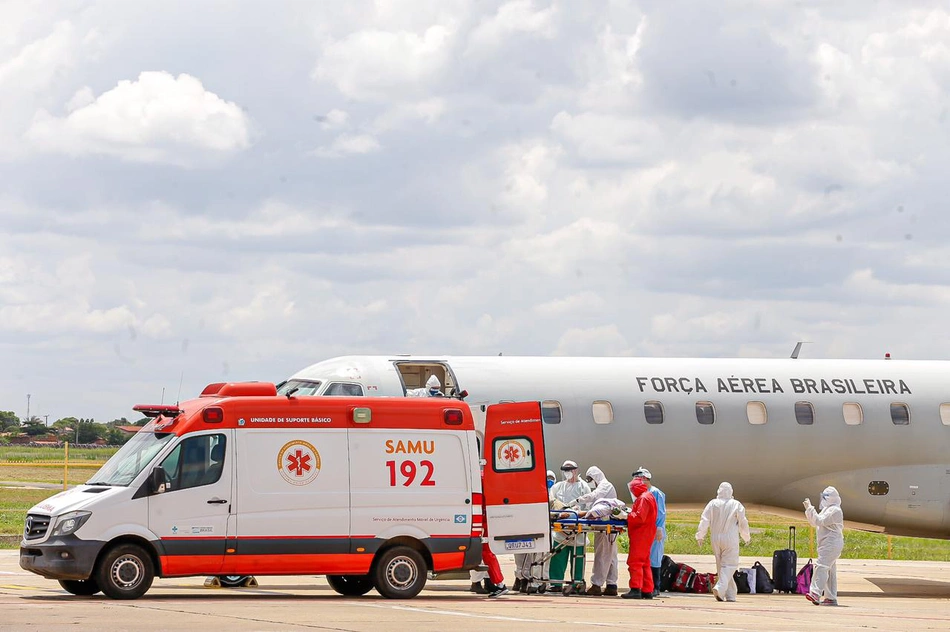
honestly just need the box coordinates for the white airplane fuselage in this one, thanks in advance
[284,355,950,538]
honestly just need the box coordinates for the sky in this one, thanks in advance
[3,0,950,423]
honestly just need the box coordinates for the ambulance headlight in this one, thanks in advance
[51,511,92,536]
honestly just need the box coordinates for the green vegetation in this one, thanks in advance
[0,445,117,463]
[0,488,59,539]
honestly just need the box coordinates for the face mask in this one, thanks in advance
[546,479,555,489]
[562,469,577,482]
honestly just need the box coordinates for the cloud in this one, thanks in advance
[310,133,382,158]
[313,23,456,100]
[466,0,558,55]
[25,71,252,164]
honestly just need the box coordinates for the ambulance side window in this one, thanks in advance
[160,434,227,491]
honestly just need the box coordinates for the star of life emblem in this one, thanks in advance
[277,440,321,485]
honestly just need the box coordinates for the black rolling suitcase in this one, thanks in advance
[772,526,798,593]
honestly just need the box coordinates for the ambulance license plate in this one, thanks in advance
[504,539,534,551]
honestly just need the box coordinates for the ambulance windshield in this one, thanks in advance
[87,431,175,487]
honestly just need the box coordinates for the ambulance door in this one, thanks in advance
[482,402,550,556]
[148,431,232,575]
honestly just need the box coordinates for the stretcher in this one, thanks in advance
[521,510,627,596]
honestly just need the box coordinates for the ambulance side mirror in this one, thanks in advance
[149,467,167,494]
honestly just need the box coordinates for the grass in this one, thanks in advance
[0,446,117,462]
[0,488,59,539]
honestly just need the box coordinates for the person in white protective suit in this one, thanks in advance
[569,466,619,596]
[548,460,591,591]
[579,496,627,596]
[695,482,751,602]
[407,375,444,397]
[804,487,844,606]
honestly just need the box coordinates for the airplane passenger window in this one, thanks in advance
[695,401,715,425]
[889,402,910,425]
[592,401,613,424]
[842,402,863,425]
[324,382,364,396]
[644,401,664,424]
[541,400,562,424]
[940,403,950,425]
[747,401,767,425]
[794,401,815,425]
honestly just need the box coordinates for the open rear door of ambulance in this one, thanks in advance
[482,402,550,556]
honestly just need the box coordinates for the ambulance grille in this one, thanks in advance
[24,514,51,540]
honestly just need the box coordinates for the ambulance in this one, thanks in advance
[19,382,550,600]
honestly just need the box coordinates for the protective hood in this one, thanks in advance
[820,486,841,509]
[586,466,605,486]
[425,375,441,390]
[546,470,556,481]
[628,477,650,498]
[716,482,734,500]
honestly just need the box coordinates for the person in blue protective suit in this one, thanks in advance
[633,467,666,597]
[804,486,844,606]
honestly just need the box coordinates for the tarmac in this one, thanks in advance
[2,551,948,631]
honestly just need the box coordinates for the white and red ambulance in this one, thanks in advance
[19,382,550,600]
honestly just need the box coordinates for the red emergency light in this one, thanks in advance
[443,409,464,425]
[132,404,183,419]
[203,407,224,423]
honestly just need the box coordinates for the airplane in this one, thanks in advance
[279,353,950,539]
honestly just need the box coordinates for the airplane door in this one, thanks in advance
[148,431,232,575]
[482,402,551,556]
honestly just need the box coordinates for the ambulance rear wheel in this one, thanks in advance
[327,574,374,596]
[373,546,427,599]
[218,575,251,588]
[95,543,154,600]
[59,578,101,596]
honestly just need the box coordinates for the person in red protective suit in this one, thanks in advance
[621,476,658,599]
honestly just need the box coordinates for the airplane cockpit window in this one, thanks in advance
[747,401,767,425]
[695,401,715,425]
[592,401,613,424]
[794,401,815,425]
[324,382,364,396]
[541,400,562,424]
[843,402,863,425]
[889,402,910,425]
[644,401,664,424]
[277,380,322,396]
[940,403,950,425]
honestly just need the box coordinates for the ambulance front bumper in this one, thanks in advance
[19,535,105,581]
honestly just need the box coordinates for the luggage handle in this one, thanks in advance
[789,525,796,550]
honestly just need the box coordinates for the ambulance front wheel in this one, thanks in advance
[327,574,374,596]
[95,543,154,600]
[373,546,427,599]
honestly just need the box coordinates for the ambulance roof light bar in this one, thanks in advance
[132,404,183,418]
